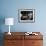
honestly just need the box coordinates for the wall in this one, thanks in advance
[0,0,46,32]
[0,0,46,46]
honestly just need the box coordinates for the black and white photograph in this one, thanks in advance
[18,9,35,23]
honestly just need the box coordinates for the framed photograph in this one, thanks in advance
[18,9,35,23]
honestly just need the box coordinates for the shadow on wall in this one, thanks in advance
[0,16,5,46]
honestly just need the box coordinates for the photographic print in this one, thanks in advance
[18,9,35,23]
